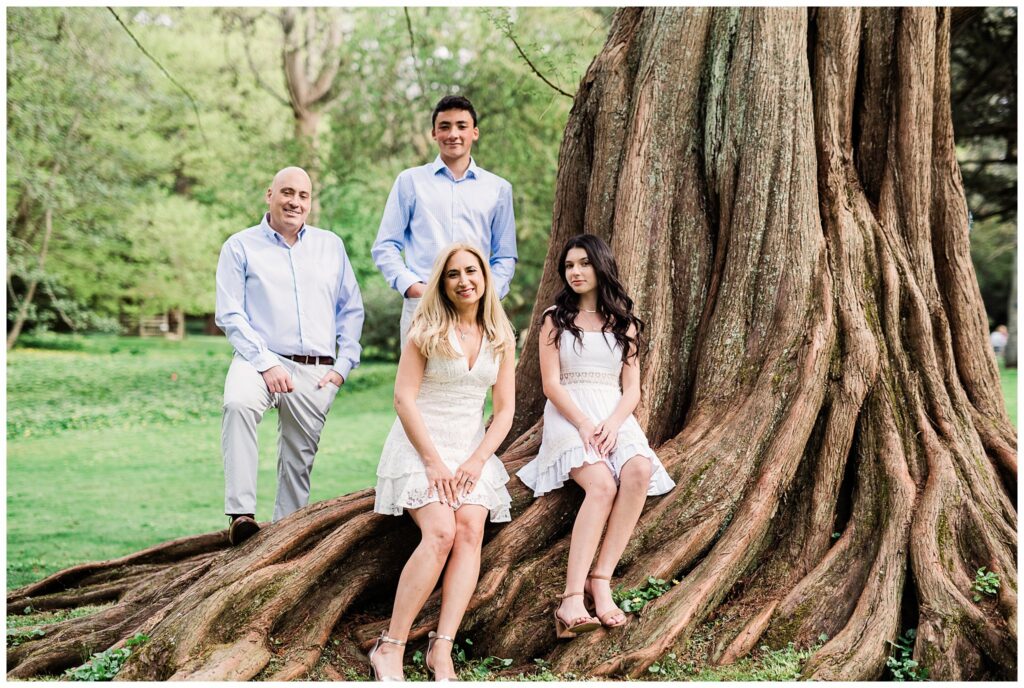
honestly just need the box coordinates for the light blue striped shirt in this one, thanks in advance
[215,214,364,379]
[372,156,518,298]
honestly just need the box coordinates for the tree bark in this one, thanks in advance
[7,8,1016,681]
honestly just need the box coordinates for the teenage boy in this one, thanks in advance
[372,96,517,345]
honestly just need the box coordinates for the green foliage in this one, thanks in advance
[7,627,45,648]
[7,335,395,440]
[508,658,563,681]
[886,628,929,681]
[359,280,404,362]
[403,636,513,681]
[612,575,676,613]
[7,336,232,439]
[972,566,1001,601]
[7,606,110,630]
[452,638,514,680]
[645,636,828,681]
[952,7,1016,226]
[969,218,1016,328]
[64,633,149,681]
[7,7,287,339]
[952,8,1016,327]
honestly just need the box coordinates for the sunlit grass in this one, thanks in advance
[999,360,1016,425]
[7,335,394,589]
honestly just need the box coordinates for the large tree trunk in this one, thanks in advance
[7,8,1016,681]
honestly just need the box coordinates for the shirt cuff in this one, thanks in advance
[251,351,281,372]
[395,271,423,298]
[332,359,354,381]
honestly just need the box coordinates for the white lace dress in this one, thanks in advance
[518,330,675,497]
[374,331,512,522]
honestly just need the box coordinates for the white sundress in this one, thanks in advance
[517,330,675,497]
[374,331,512,522]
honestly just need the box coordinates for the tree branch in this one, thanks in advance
[506,30,574,99]
[951,7,984,37]
[41,280,77,330]
[240,34,290,107]
[279,8,312,117]
[106,7,208,145]
[968,208,1015,222]
[307,12,345,106]
[403,7,429,102]
[960,157,1017,166]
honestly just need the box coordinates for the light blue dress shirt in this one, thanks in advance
[215,214,364,379]
[372,156,518,298]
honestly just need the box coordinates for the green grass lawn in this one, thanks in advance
[1000,361,1016,425]
[7,335,395,589]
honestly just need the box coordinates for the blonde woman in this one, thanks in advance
[369,243,517,681]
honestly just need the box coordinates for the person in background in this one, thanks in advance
[990,324,1008,357]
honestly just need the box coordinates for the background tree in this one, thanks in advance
[6,7,1015,682]
[951,7,1017,346]
[220,8,348,223]
[6,7,286,347]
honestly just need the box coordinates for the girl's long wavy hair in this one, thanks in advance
[408,243,516,362]
[543,234,643,362]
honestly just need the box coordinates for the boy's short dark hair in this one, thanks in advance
[431,95,477,128]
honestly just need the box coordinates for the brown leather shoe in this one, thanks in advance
[228,515,260,546]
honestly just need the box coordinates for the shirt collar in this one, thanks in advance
[260,212,306,244]
[431,155,478,181]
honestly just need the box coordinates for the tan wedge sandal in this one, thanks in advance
[585,574,629,628]
[554,591,602,639]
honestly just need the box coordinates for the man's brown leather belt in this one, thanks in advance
[282,354,335,365]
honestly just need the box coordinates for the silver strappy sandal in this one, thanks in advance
[426,631,458,681]
[368,630,406,681]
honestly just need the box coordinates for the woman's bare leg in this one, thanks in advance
[428,504,489,679]
[371,502,456,679]
[557,462,618,625]
[588,455,652,625]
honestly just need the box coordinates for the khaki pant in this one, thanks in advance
[399,297,422,350]
[222,354,340,522]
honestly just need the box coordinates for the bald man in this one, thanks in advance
[215,167,364,545]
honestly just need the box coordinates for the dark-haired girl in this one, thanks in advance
[518,234,674,638]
